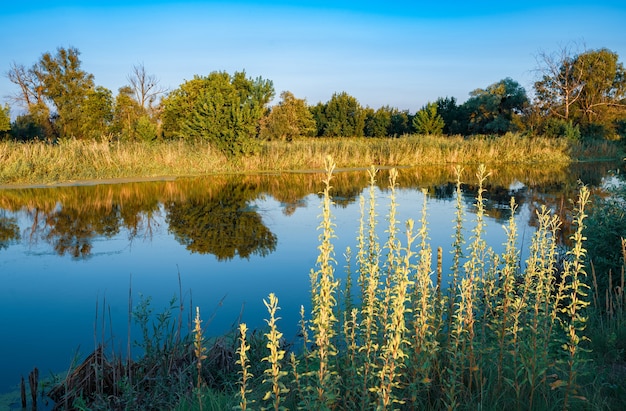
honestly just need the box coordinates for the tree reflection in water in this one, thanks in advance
[0,212,20,249]
[165,181,277,260]
[0,161,621,260]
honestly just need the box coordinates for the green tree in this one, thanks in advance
[161,71,274,156]
[364,106,391,137]
[412,102,444,135]
[36,47,95,139]
[389,108,412,136]
[464,77,528,134]
[534,46,626,138]
[135,115,158,142]
[259,91,316,141]
[81,86,114,140]
[0,104,10,139]
[321,91,365,137]
[10,115,45,141]
[112,86,145,140]
[436,96,467,135]
[309,102,327,136]
[575,49,626,129]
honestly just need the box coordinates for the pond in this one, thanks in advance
[0,161,620,401]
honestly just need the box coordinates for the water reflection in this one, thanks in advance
[0,212,19,249]
[0,161,621,260]
[165,181,277,260]
[0,161,622,397]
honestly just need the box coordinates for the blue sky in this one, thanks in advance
[1,1,625,113]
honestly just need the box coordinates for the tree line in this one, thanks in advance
[1,45,625,155]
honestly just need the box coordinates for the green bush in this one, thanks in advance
[585,177,626,297]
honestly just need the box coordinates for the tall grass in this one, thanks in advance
[1,134,618,186]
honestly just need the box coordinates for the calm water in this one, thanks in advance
[0,163,620,400]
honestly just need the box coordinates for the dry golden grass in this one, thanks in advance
[1,134,618,186]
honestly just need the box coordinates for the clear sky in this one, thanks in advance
[1,1,625,113]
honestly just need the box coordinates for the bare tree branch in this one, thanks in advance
[127,63,167,110]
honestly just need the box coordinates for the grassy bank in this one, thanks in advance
[0,134,621,186]
[36,160,625,410]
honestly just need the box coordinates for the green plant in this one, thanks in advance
[261,293,289,411]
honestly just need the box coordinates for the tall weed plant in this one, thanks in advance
[233,157,599,410]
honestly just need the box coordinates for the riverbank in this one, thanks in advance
[1,134,621,187]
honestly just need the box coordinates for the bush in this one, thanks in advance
[585,176,626,298]
[543,118,581,141]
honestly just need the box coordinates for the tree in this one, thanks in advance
[464,77,528,134]
[436,96,467,135]
[309,102,327,136]
[127,63,166,110]
[575,49,626,125]
[112,86,145,140]
[412,102,444,135]
[6,62,54,139]
[321,91,365,137]
[259,91,316,141]
[389,109,412,136]
[0,104,10,139]
[364,106,391,137]
[534,44,585,121]
[165,181,277,260]
[534,46,626,138]
[160,71,274,156]
[36,47,95,139]
[123,64,164,141]
[81,86,114,140]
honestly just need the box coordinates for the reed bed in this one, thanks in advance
[1,134,616,186]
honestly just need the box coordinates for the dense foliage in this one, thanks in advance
[160,71,274,155]
[413,102,444,135]
[3,44,626,151]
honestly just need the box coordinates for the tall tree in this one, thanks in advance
[464,77,528,134]
[364,106,391,137]
[0,104,10,138]
[161,71,274,155]
[127,63,166,110]
[309,102,327,136]
[534,44,585,121]
[322,91,365,137]
[389,108,412,136]
[534,46,626,138]
[575,48,626,124]
[436,96,467,135]
[81,86,114,140]
[36,47,95,138]
[112,86,144,140]
[413,102,444,135]
[259,91,316,141]
[6,62,54,139]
